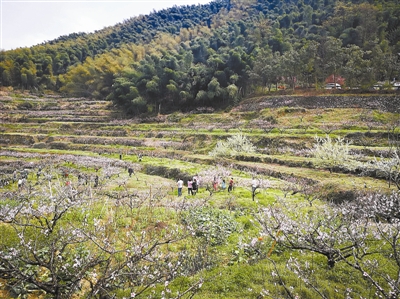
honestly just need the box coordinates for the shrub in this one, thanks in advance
[32,142,47,149]
[17,102,33,110]
[209,133,256,158]
[181,207,241,246]
[167,112,183,123]
[49,141,70,150]
[311,135,360,173]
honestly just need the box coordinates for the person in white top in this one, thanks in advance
[177,179,183,196]
[251,178,258,192]
[251,177,259,201]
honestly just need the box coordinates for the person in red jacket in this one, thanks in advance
[228,177,234,192]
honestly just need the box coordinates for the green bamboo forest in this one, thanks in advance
[1,0,400,114]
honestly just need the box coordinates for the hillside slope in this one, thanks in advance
[1,0,399,116]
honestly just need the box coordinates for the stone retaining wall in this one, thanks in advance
[235,95,400,113]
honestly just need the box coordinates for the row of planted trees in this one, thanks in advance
[249,37,400,92]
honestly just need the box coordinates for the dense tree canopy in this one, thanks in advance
[1,0,400,114]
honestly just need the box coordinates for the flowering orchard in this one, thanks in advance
[0,153,214,299]
[252,191,400,298]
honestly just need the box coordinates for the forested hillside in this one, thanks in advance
[1,0,400,114]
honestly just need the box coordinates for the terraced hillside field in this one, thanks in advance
[1,91,400,299]
[1,92,399,195]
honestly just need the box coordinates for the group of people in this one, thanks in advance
[177,176,199,196]
[177,175,234,196]
[212,177,234,192]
